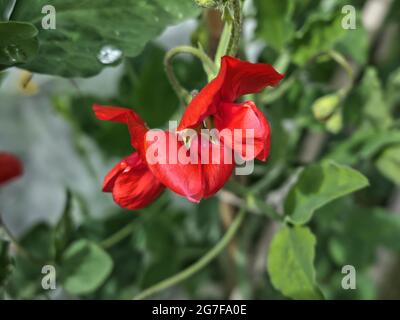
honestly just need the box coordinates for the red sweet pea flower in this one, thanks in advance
[93,56,283,209]
[0,152,23,186]
[93,105,165,209]
[178,56,284,161]
[146,56,283,202]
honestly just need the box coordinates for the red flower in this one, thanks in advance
[0,152,23,186]
[93,56,283,209]
[93,105,164,209]
[178,56,284,161]
[146,56,283,202]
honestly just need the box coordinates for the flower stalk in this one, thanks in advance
[164,46,218,105]
[226,0,242,57]
[133,207,247,300]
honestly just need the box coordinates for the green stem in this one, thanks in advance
[327,50,354,95]
[226,0,242,56]
[164,46,218,105]
[100,222,136,250]
[133,207,247,300]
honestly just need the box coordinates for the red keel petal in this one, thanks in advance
[103,153,164,210]
[214,101,271,161]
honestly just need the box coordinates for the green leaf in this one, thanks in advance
[285,161,369,224]
[20,224,56,261]
[359,68,393,129]
[375,144,400,185]
[61,239,113,295]
[267,225,323,300]
[387,67,400,108]
[0,21,38,66]
[10,0,200,77]
[336,25,369,65]
[255,0,295,51]
[359,131,400,160]
[291,13,346,65]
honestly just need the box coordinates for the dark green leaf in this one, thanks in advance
[285,161,369,224]
[20,224,55,262]
[0,21,38,66]
[375,144,400,185]
[267,225,323,300]
[255,0,295,51]
[118,45,179,127]
[11,0,200,77]
[291,13,346,65]
[61,239,113,295]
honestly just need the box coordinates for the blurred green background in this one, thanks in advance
[1,0,400,300]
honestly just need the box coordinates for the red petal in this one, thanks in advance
[145,130,203,202]
[197,134,235,198]
[144,131,234,202]
[0,152,23,186]
[178,56,284,130]
[103,153,164,210]
[214,101,271,161]
[93,104,148,156]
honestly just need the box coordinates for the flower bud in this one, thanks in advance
[194,0,219,8]
[311,94,341,122]
[326,110,343,134]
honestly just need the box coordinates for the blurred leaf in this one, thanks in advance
[291,13,346,66]
[375,144,400,185]
[118,45,179,127]
[62,239,113,295]
[359,68,392,129]
[320,203,400,268]
[387,67,400,108]
[359,131,400,160]
[0,239,11,289]
[20,224,55,262]
[11,0,200,77]
[336,25,369,65]
[267,225,323,300]
[5,256,41,299]
[0,21,38,66]
[255,0,295,51]
[285,161,369,224]
[54,190,75,260]
[348,208,400,251]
